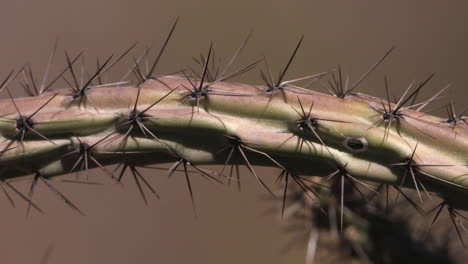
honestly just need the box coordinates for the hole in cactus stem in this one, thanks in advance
[343,137,368,153]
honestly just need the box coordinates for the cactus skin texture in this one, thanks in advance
[0,74,466,211]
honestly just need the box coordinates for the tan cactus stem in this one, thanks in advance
[0,76,467,209]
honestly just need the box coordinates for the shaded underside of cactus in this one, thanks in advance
[0,74,466,211]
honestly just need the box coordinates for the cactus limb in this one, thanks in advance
[0,76,466,209]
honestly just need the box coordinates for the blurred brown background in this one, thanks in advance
[0,0,466,263]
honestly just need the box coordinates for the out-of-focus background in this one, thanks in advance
[0,1,466,263]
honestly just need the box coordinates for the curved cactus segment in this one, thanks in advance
[0,75,465,211]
